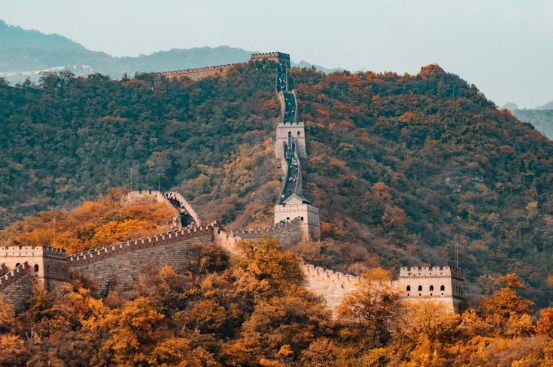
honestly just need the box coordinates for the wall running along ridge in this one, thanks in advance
[0,53,465,315]
[125,189,202,226]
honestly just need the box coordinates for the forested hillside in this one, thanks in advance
[2,60,553,308]
[513,108,553,139]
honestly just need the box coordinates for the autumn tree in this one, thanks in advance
[337,268,400,346]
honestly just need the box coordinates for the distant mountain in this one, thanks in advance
[0,19,84,50]
[500,102,518,111]
[536,100,553,110]
[512,108,553,139]
[0,20,336,84]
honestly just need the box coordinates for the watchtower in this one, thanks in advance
[396,266,465,313]
[274,194,320,241]
[250,52,291,68]
[275,121,307,159]
[0,246,68,290]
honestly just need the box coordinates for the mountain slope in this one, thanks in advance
[0,19,84,50]
[2,61,553,308]
[513,109,553,139]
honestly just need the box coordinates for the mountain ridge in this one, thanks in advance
[2,60,553,308]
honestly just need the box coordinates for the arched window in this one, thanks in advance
[406,285,411,291]
[418,285,422,291]
[429,285,434,291]
[34,264,39,272]
[440,285,445,291]
[297,131,300,136]
[300,216,304,221]
[288,131,291,137]
[15,263,20,268]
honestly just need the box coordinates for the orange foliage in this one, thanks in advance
[0,189,175,254]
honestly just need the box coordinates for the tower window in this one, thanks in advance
[406,285,411,291]
[440,285,445,291]
[34,265,39,272]
[288,131,291,137]
[297,131,300,136]
[418,285,422,291]
[430,285,434,291]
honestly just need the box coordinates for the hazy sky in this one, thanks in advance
[1,0,552,108]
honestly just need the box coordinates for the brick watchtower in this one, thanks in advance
[0,246,69,290]
[396,266,465,312]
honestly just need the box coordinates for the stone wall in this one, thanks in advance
[0,246,68,290]
[70,227,214,295]
[300,263,360,310]
[159,64,234,82]
[250,52,291,68]
[126,190,202,226]
[0,263,33,312]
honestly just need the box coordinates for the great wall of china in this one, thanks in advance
[0,52,465,313]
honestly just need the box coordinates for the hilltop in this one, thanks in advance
[2,59,553,308]
[0,19,84,50]
[0,20,338,83]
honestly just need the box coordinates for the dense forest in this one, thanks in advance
[2,59,553,310]
[513,109,553,140]
[0,188,175,254]
[1,230,553,366]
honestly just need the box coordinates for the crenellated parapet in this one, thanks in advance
[235,217,302,239]
[213,217,304,253]
[158,64,235,81]
[250,52,290,68]
[69,224,216,267]
[164,191,202,226]
[400,266,464,280]
[299,263,360,286]
[0,262,30,292]
[126,190,202,227]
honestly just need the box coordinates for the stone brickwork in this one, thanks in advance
[275,121,307,160]
[0,246,68,290]
[71,231,213,295]
[299,263,465,314]
[0,263,33,312]
[300,263,361,310]
[214,217,304,250]
[250,52,291,68]
[126,190,202,226]
[397,266,465,311]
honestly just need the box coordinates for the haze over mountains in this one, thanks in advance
[0,19,336,84]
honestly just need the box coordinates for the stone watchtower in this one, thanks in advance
[0,246,69,290]
[275,121,307,160]
[396,266,465,312]
[250,52,291,69]
[274,194,320,241]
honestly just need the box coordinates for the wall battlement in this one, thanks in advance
[299,263,360,286]
[69,224,216,267]
[126,190,201,226]
[235,217,302,239]
[250,52,290,68]
[400,266,463,280]
[277,121,304,128]
[158,64,234,81]
[0,262,30,292]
